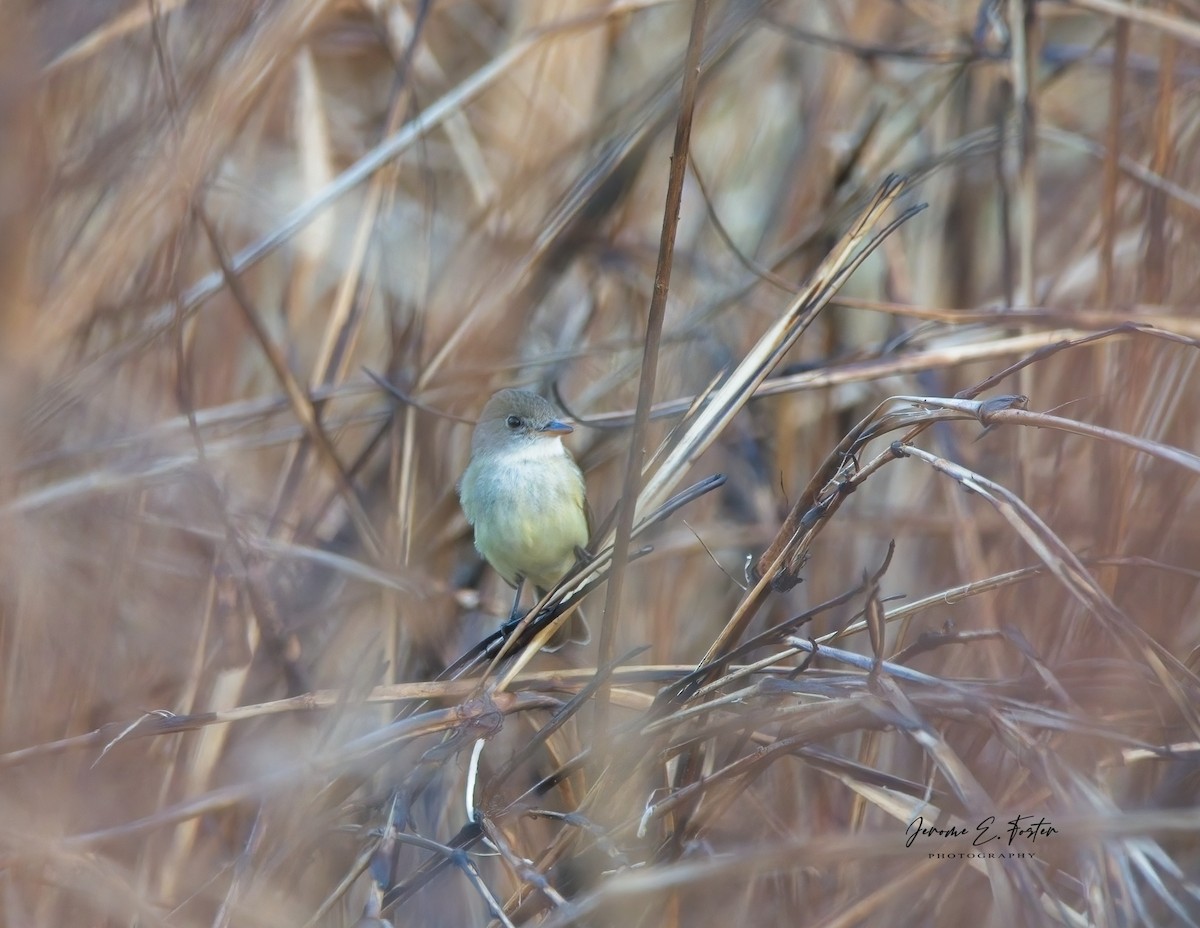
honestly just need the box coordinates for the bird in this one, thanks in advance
[457,388,591,648]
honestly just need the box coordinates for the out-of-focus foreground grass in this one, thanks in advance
[2,1,1199,925]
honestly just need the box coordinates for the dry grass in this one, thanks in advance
[2,0,1200,925]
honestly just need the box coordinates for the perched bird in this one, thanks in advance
[458,389,591,647]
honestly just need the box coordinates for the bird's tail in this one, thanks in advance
[542,599,590,652]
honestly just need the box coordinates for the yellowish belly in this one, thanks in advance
[460,454,588,590]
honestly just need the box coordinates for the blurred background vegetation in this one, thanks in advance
[2,0,1199,925]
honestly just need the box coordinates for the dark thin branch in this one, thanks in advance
[594,0,713,748]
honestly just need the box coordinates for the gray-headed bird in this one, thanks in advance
[458,389,591,647]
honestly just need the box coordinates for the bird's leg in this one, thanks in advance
[573,545,593,565]
[508,577,526,622]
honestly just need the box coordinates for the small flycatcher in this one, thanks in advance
[458,389,590,646]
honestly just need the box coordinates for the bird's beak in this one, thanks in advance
[540,419,574,437]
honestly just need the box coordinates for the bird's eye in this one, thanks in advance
[505,415,522,430]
